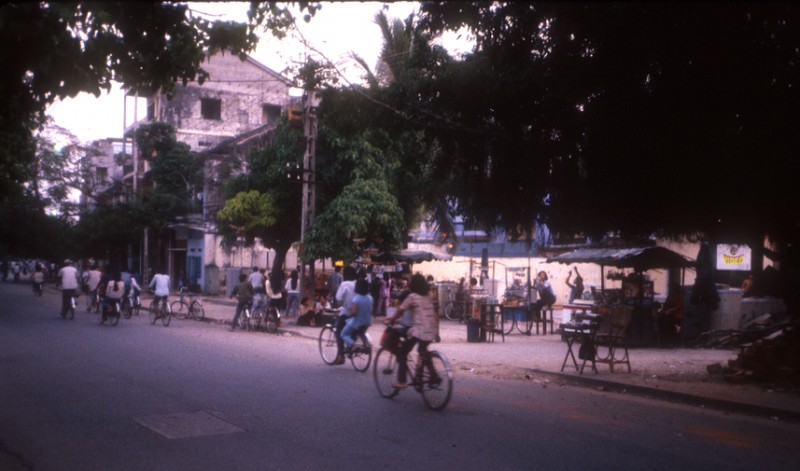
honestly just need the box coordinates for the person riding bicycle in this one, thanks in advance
[229,273,254,331]
[332,265,358,365]
[102,272,125,321]
[248,266,267,315]
[340,279,373,357]
[148,268,171,314]
[85,264,102,311]
[266,271,284,316]
[56,259,80,318]
[385,273,441,389]
[32,264,45,295]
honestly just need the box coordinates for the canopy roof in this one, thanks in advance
[546,246,694,271]
[370,250,453,264]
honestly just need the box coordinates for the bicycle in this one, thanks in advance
[86,288,101,313]
[62,294,77,320]
[170,287,205,320]
[148,295,171,327]
[121,289,140,319]
[318,309,373,372]
[442,286,469,322]
[100,299,121,326]
[251,302,280,334]
[235,305,255,332]
[373,326,454,410]
[32,281,43,297]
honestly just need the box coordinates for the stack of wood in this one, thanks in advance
[718,316,800,385]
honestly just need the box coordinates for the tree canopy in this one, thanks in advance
[411,2,800,246]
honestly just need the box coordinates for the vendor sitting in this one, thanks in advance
[297,297,319,326]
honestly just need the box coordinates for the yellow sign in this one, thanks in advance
[722,254,745,265]
[716,244,751,271]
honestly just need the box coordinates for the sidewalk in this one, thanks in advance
[197,293,800,422]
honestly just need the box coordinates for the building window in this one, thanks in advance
[262,104,281,125]
[96,167,108,184]
[201,98,222,120]
[147,102,155,120]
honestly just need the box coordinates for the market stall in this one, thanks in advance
[546,246,695,347]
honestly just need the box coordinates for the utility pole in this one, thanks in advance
[298,90,320,299]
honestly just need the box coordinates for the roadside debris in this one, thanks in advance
[710,317,800,386]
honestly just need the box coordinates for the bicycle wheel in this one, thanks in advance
[161,304,171,327]
[419,351,454,411]
[443,302,458,321]
[109,310,120,326]
[265,309,278,333]
[190,301,205,320]
[149,301,158,325]
[350,338,372,372]
[67,297,76,320]
[238,310,252,331]
[502,315,515,335]
[516,312,533,335]
[318,326,339,365]
[133,297,141,316]
[121,300,132,319]
[170,301,189,319]
[372,348,401,398]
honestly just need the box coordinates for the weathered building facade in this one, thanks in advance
[121,52,292,292]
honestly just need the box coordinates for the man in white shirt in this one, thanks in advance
[333,265,358,364]
[148,269,171,304]
[248,266,266,313]
[57,259,80,318]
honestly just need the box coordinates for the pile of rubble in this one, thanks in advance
[700,314,800,385]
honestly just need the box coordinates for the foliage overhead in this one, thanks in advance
[412,2,800,246]
[216,190,277,235]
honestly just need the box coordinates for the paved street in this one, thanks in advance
[1,282,799,470]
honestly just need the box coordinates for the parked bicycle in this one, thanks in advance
[148,295,171,327]
[318,308,372,372]
[442,286,469,322]
[170,287,205,321]
[372,326,454,410]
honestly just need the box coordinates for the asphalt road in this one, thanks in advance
[1,282,798,470]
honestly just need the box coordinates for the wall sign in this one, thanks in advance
[716,244,751,271]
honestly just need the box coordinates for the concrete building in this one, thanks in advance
[118,51,293,293]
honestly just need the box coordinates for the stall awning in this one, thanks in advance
[370,250,453,264]
[546,246,694,271]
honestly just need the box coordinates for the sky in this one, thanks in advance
[45,2,467,144]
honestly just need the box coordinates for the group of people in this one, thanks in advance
[323,265,439,388]
[54,259,150,321]
[229,266,289,331]
[1,259,55,284]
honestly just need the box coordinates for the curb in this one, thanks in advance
[531,368,800,423]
